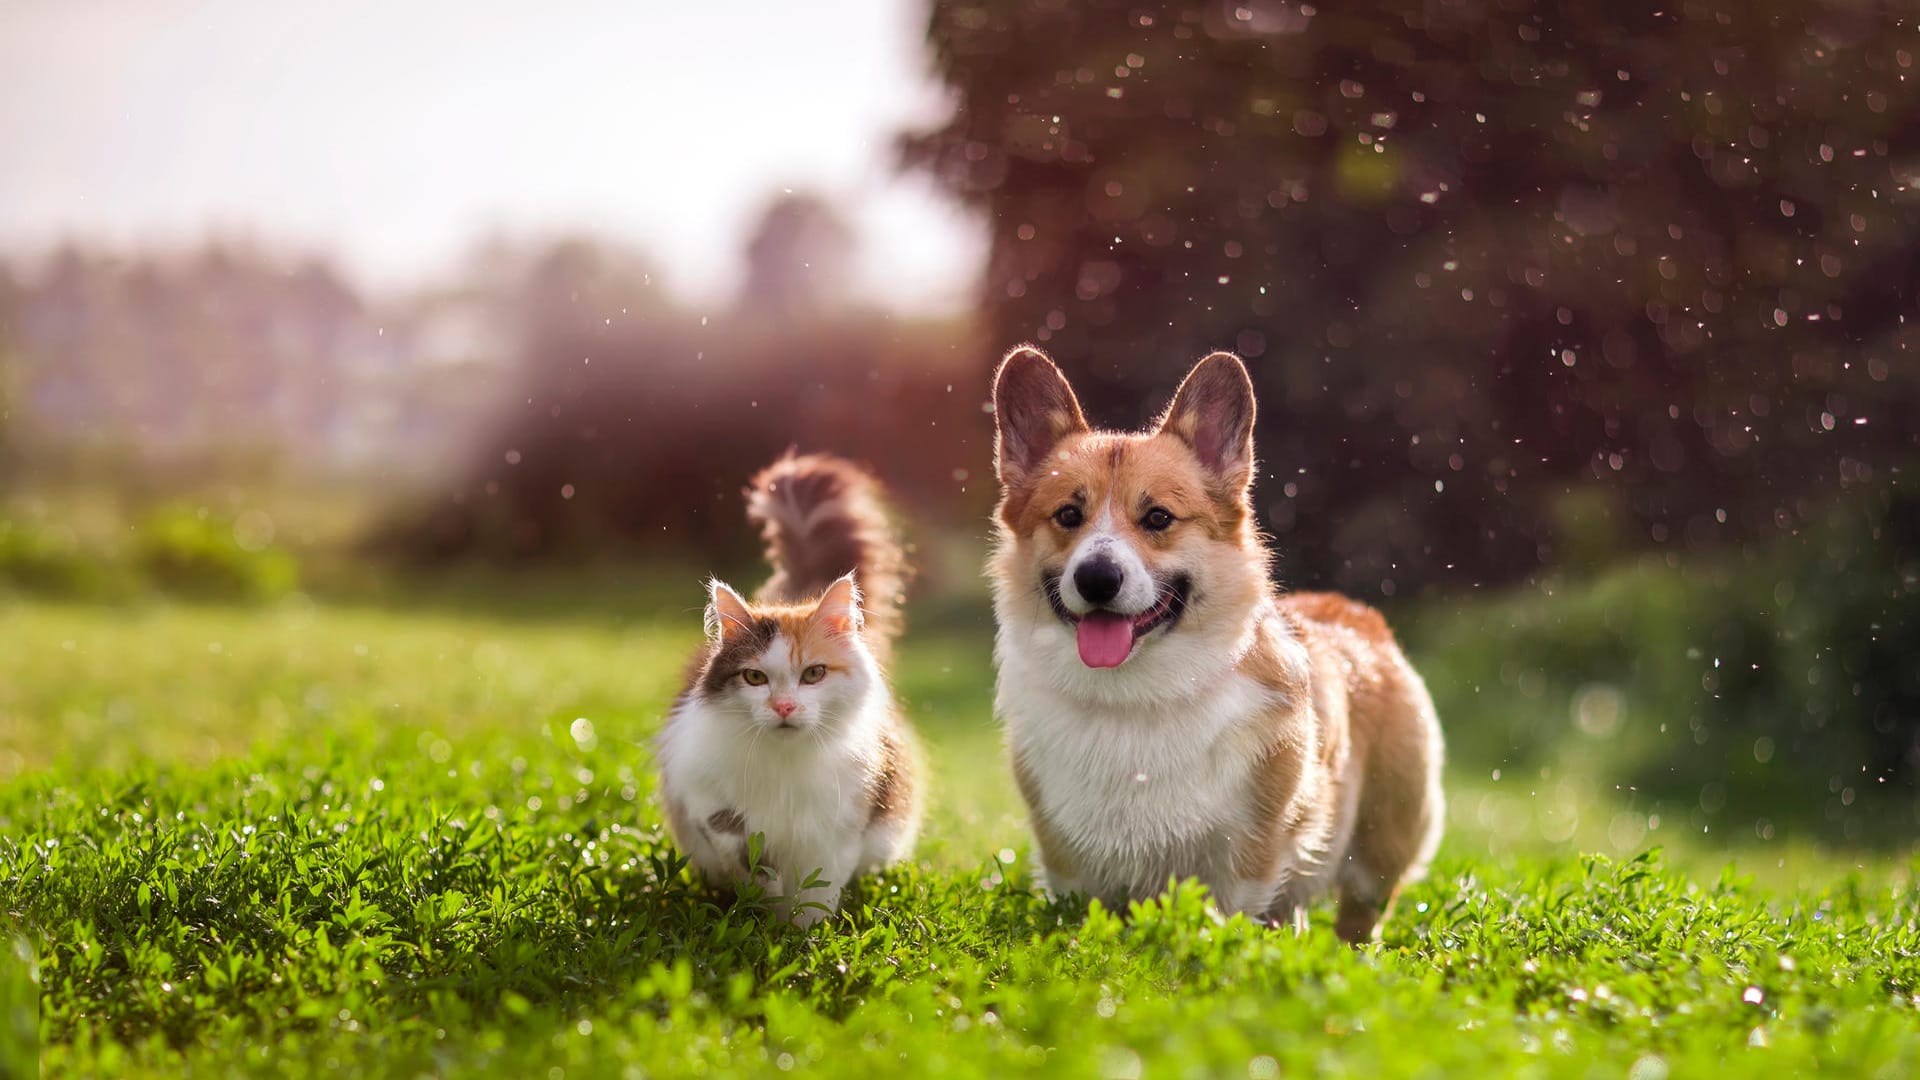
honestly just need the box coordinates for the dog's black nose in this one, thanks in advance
[1073,557,1124,606]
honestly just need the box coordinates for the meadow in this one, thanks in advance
[2,584,1917,1078]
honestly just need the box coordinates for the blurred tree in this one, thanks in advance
[386,226,986,565]
[738,192,857,318]
[905,0,1920,593]
[500,236,666,351]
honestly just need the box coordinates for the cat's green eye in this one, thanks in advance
[740,669,768,686]
[800,664,827,685]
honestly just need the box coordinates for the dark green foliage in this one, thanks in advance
[134,505,298,601]
[0,518,131,599]
[0,933,35,1080]
[1410,493,1920,841]
[0,508,297,602]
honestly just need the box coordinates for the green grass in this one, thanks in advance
[3,596,1919,1078]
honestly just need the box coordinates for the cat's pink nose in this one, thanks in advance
[770,699,797,720]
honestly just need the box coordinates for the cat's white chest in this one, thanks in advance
[658,701,872,871]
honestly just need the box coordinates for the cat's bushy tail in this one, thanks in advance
[744,450,910,657]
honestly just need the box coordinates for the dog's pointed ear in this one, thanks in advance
[993,345,1088,484]
[1158,352,1256,491]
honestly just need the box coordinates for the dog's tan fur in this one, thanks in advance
[989,346,1444,942]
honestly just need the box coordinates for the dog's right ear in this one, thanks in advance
[1158,351,1256,493]
[992,345,1087,484]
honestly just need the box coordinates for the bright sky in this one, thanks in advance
[0,0,985,312]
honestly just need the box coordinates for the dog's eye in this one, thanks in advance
[1142,507,1175,531]
[740,669,768,686]
[1052,504,1083,529]
[800,664,827,685]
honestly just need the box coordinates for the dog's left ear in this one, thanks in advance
[993,344,1088,485]
[1158,352,1256,491]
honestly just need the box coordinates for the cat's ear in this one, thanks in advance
[812,573,864,636]
[705,579,756,644]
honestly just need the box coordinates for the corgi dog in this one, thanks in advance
[656,452,921,927]
[988,347,1444,942]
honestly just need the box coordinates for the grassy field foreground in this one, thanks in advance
[2,598,1918,1077]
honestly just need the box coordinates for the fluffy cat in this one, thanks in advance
[655,452,920,927]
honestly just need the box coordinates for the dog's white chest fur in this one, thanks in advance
[998,642,1284,903]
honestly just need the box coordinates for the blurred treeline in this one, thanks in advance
[0,242,499,601]
[0,195,993,586]
[0,244,502,487]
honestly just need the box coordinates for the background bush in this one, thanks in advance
[0,519,131,599]
[0,508,298,603]
[1412,487,1920,841]
[135,506,299,601]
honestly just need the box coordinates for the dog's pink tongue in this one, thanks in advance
[1076,612,1135,668]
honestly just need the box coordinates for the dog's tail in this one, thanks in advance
[745,450,910,658]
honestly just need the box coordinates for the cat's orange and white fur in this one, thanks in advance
[657,453,920,927]
[989,347,1444,942]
